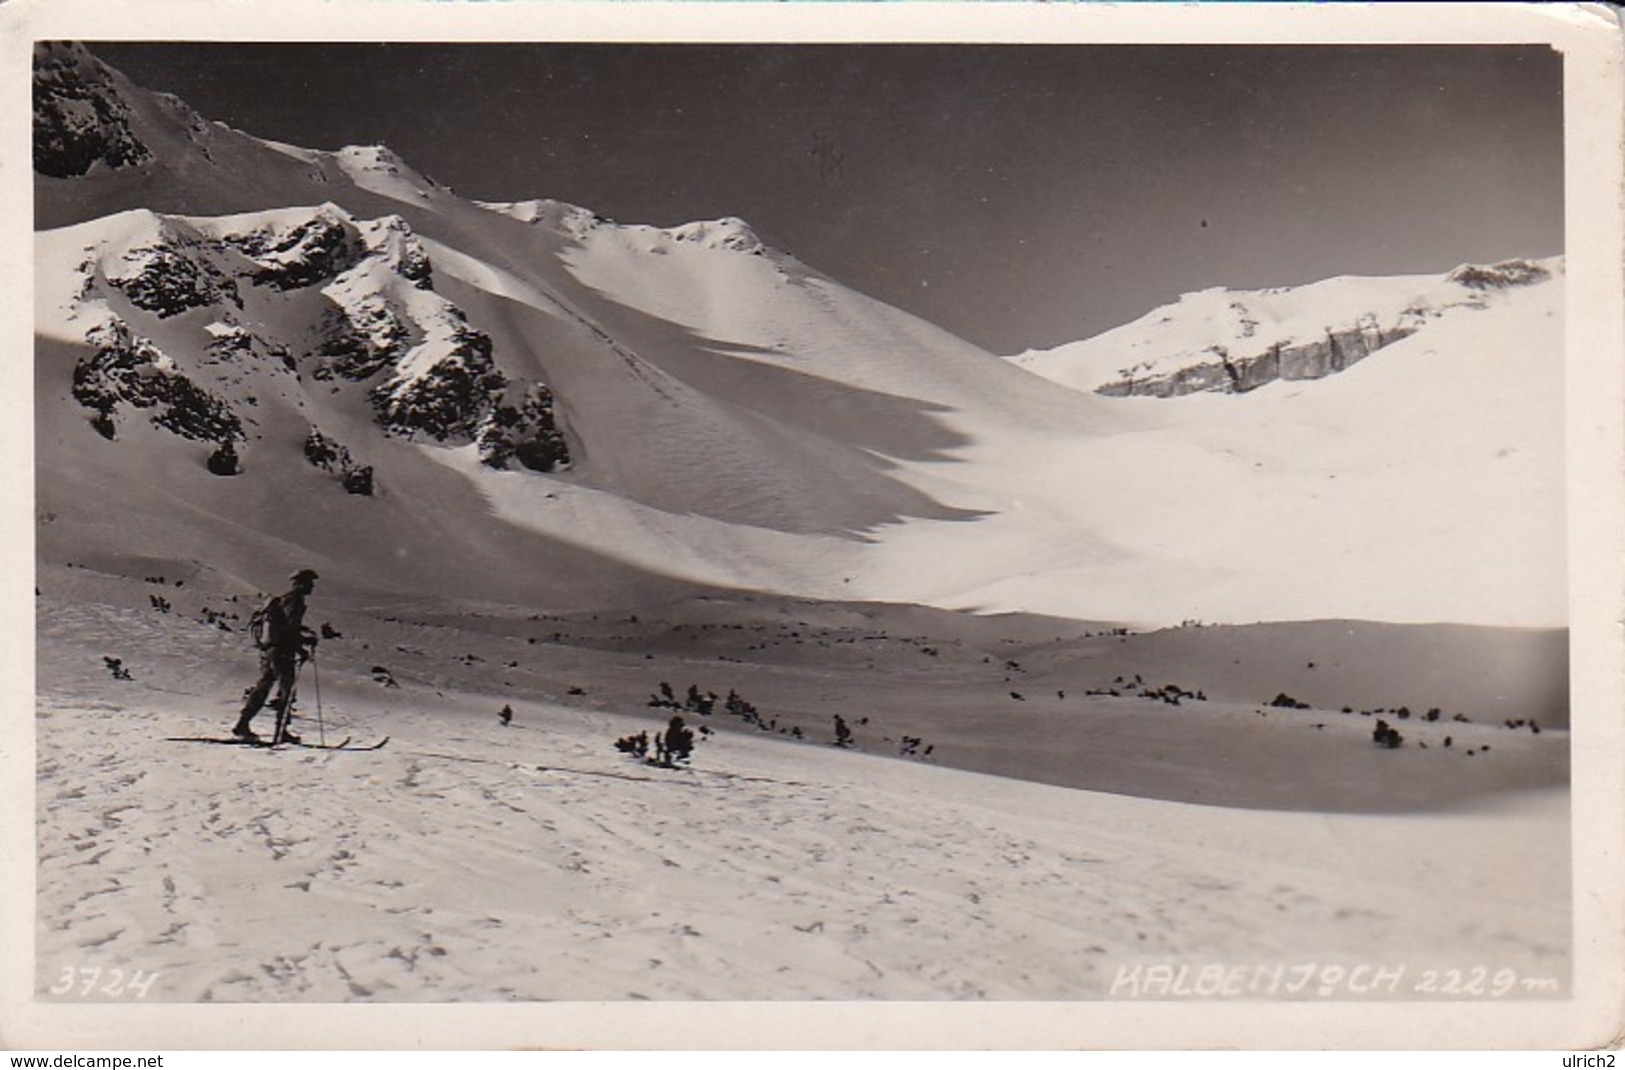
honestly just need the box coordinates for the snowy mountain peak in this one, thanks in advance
[665,217,765,255]
[334,143,408,171]
[332,143,441,205]
[474,198,606,240]
[1012,256,1565,398]
[476,200,764,255]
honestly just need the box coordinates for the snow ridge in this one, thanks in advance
[475,198,605,239]
[1012,257,1564,397]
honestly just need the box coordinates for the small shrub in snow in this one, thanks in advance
[649,681,720,716]
[615,731,649,759]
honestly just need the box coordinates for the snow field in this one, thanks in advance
[34,577,1569,1002]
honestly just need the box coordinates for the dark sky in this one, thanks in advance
[92,42,1563,354]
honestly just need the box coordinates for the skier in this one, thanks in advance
[232,568,320,744]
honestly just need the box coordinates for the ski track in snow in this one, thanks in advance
[35,598,1568,1003]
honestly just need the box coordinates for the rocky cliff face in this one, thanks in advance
[33,42,153,178]
[1098,317,1419,397]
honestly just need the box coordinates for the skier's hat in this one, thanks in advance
[290,567,319,585]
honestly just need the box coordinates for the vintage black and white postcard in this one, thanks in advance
[4,0,1621,1054]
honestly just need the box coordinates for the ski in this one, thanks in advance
[300,736,388,752]
[166,735,388,751]
[292,736,351,749]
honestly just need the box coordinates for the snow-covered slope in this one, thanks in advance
[32,43,1567,627]
[908,268,1567,626]
[31,573,1570,1006]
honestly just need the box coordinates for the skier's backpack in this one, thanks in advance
[249,596,279,650]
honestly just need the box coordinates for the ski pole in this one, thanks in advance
[312,649,326,747]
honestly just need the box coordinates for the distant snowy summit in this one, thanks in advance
[479,198,767,255]
[665,217,766,255]
[1011,257,1564,397]
[476,198,607,240]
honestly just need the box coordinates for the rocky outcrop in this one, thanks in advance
[203,322,295,374]
[1448,259,1550,290]
[73,320,243,444]
[226,212,366,291]
[477,383,570,472]
[62,201,573,475]
[303,428,374,496]
[33,43,152,177]
[106,241,243,318]
[361,319,570,470]
[312,304,410,382]
[370,324,505,441]
[206,440,241,476]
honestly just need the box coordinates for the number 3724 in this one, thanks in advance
[46,966,161,999]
